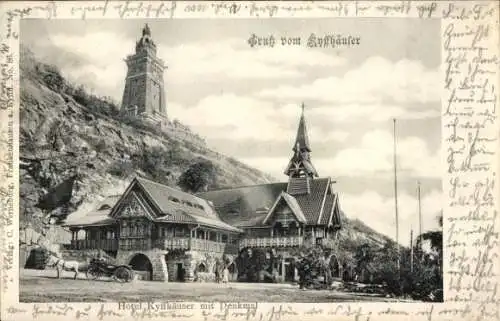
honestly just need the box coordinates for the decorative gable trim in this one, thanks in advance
[327,193,341,228]
[262,192,307,225]
[109,178,162,220]
[316,177,331,224]
[121,191,157,220]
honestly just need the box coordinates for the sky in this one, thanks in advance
[21,18,443,246]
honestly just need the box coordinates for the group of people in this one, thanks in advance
[297,257,312,289]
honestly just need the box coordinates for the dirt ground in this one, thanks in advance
[20,269,407,303]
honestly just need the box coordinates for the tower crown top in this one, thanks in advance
[135,23,157,54]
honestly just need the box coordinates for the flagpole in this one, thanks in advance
[410,228,414,273]
[393,118,400,275]
[417,181,423,250]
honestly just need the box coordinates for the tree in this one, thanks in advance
[177,160,218,193]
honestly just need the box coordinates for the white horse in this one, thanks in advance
[45,251,81,280]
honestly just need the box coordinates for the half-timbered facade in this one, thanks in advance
[65,106,343,282]
[65,177,241,282]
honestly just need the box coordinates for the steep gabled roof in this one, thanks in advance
[328,193,343,228]
[135,176,219,219]
[293,178,330,223]
[66,177,242,233]
[198,182,286,226]
[262,192,307,224]
[198,178,333,226]
[63,195,121,228]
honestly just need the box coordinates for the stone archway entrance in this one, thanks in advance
[129,253,153,281]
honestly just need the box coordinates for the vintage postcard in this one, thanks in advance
[0,1,498,321]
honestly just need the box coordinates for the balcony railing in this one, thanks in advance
[239,236,303,249]
[190,238,238,254]
[70,239,118,251]
[155,238,238,254]
[155,237,190,250]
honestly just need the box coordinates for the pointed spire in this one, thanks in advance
[293,102,311,152]
[284,103,318,178]
[142,23,151,37]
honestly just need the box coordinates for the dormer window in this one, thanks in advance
[98,204,111,211]
[168,196,180,203]
[183,201,194,207]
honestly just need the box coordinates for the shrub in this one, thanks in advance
[177,160,219,193]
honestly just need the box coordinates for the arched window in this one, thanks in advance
[197,263,206,273]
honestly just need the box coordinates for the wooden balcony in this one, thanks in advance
[239,236,303,249]
[155,238,238,255]
[155,237,190,250]
[190,238,238,254]
[70,239,118,251]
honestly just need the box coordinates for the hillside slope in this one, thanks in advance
[19,46,393,252]
[19,46,274,233]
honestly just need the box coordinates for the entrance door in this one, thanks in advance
[176,263,185,282]
[284,259,295,282]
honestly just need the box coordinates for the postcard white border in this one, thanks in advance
[0,1,499,321]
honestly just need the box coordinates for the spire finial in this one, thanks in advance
[143,23,151,37]
[301,102,305,114]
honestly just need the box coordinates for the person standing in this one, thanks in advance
[223,267,229,283]
[215,268,220,283]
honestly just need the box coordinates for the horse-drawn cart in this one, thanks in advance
[86,258,134,282]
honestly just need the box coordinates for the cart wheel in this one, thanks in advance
[86,267,100,280]
[114,267,132,283]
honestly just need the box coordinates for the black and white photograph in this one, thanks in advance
[17,17,445,303]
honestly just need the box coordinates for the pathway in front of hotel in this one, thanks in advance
[20,269,415,303]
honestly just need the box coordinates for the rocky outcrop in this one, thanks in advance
[19,46,274,235]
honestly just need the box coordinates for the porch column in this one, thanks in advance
[70,230,75,249]
[75,229,80,249]
[281,259,285,283]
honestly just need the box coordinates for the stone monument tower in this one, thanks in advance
[121,24,167,120]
